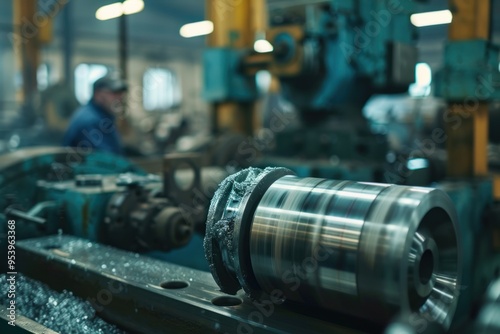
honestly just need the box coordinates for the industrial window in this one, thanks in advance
[409,63,432,97]
[256,70,272,94]
[143,68,182,111]
[37,63,50,91]
[74,63,109,104]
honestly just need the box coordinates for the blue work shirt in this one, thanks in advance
[62,100,122,154]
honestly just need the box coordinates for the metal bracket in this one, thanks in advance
[163,153,202,206]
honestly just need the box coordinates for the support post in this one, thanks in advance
[13,0,39,124]
[205,0,266,135]
[446,0,491,178]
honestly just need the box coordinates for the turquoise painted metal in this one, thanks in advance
[203,48,258,102]
[438,179,499,329]
[36,177,123,242]
[436,40,500,101]
[0,147,144,240]
[274,0,419,112]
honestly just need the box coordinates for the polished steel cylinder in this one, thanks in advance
[205,168,462,329]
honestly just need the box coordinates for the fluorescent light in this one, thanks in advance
[123,0,144,15]
[96,3,123,21]
[95,0,144,21]
[180,20,214,38]
[254,39,273,53]
[411,10,452,27]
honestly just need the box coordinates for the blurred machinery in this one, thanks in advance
[0,148,227,256]
[474,278,500,333]
[205,0,420,180]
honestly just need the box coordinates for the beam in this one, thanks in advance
[205,0,267,135]
[62,1,74,85]
[119,14,128,80]
[446,0,491,177]
[445,104,489,178]
[448,0,491,40]
[13,0,39,122]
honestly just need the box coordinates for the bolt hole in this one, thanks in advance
[160,280,189,289]
[419,249,434,285]
[211,296,242,307]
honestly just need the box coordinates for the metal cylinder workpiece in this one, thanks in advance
[204,167,461,329]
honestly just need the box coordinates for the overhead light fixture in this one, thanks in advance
[96,0,144,21]
[254,39,273,53]
[179,20,214,38]
[410,10,453,27]
[96,3,123,21]
[123,0,144,15]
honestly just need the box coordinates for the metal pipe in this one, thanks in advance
[205,168,462,329]
[5,208,46,225]
[62,2,73,86]
[446,0,491,178]
[119,14,128,80]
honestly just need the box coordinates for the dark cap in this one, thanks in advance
[93,75,128,93]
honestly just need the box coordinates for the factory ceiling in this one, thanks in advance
[0,0,499,63]
[0,0,206,59]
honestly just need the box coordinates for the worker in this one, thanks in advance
[62,75,128,154]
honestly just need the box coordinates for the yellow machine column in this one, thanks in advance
[445,0,490,179]
[205,0,266,135]
[13,0,57,122]
[13,0,39,113]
